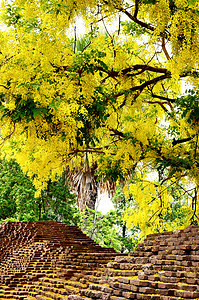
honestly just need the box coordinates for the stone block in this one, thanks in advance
[122,291,137,298]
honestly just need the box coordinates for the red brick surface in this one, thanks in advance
[1,222,199,299]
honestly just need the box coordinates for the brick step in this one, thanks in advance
[81,270,104,277]
[0,221,123,300]
[38,276,73,286]
[140,272,199,285]
[34,288,68,300]
[0,297,19,300]
[27,291,38,297]
[77,253,118,258]
[107,268,139,277]
[35,296,55,300]
[0,293,27,300]
[59,257,114,264]
[153,254,199,262]
[26,266,54,272]
[156,263,199,273]
[0,292,18,298]
[22,282,67,299]
[17,283,35,292]
[35,280,66,294]
[68,296,92,300]
[34,277,86,295]
[80,288,103,299]
[31,284,69,296]
[81,275,103,285]
[87,283,112,293]
[64,280,87,289]
[56,262,106,270]
[24,273,50,281]
[150,258,197,267]
[8,289,27,296]
[111,277,198,292]
[56,263,106,270]
[41,281,65,289]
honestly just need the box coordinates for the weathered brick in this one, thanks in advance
[191,261,199,267]
[149,281,158,288]
[148,275,160,281]
[174,290,199,298]
[135,257,149,264]
[153,266,162,271]
[176,271,184,277]
[190,255,199,261]
[118,282,132,291]
[157,282,176,289]
[110,296,124,300]
[117,277,130,284]
[139,287,155,294]
[119,263,134,270]
[112,289,122,296]
[130,285,139,292]
[156,289,174,296]
[144,252,153,257]
[122,291,136,299]
[179,245,192,250]
[138,273,148,280]
[102,287,113,294]
[177,283,197,292]
[136,294,152,300]
[186,278,197,284]
[185,272,197,278]
[110,282,120,289]
[102,294,111,300]
[164,271,175,277]
[129,280,148,287]
[115,256,134,263]
[160,276,179,283]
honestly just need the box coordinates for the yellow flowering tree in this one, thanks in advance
[0,0,199,232]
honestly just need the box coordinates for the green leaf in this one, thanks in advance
[188,0,197,4]
[97,59,109,71]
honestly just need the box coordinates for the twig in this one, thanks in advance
[118,15,121,35]
[0,122,16,147]
[74,26,77,53]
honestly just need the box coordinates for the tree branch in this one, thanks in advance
[147,100,169,112]
[172,137,193,146]
[134,0,140,19]
[111,73,171,100]
[0,84,10,90]
[119,5,155,32]
[96,64,169,82]
[109,128,125,138]
[151,93,175,103]
[162,37,171,60]
[102,0,155,32]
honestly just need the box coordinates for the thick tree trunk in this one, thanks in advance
[67,161,98,212]
[78,171,98,211]
[83,187,97,211]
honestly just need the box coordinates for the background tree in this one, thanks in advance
[0,0,198,236]
[79,186,139,252]
[123,168,193,237]
[0,158,80,224]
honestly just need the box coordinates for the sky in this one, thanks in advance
[96,191,114,214]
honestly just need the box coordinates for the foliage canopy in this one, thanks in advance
[0,0,199,235]
[0,158,79,223]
